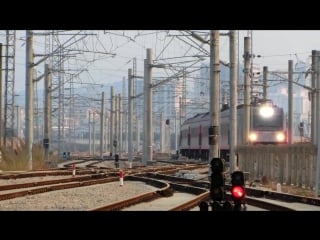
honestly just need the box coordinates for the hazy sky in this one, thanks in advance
[247,30,320,69]
[5,30,320,94]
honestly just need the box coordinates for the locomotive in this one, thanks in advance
[179,99,287,161]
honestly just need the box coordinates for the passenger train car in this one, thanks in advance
[179,99,287,161]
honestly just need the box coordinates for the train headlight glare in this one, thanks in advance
[259,105,274,118]
[276,132,285,142]
[249,133,257,142]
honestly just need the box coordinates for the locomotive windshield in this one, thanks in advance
[251,107,284,130]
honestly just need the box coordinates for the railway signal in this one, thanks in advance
[210,157,225,210]
[115,154,119,168]
[231,171,245,211]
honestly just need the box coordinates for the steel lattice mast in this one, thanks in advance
[4,30,16,147]
[48,32,65,157]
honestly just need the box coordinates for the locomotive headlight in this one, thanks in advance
[276,132,285,142]
[248,132,257,142]
[259,105,274,118]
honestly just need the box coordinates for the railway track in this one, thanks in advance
[0,174,116,201]
[89,175,209,211]
[1,160,319,211]
[0,162,209,210]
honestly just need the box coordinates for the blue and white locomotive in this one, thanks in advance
[179,99,287,161]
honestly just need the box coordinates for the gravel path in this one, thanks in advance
[0,181,158,211]
[122,192,196,211]
[0,175,74,186]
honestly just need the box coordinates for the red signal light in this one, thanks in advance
[231,186,245,200]
[231,171,246,211]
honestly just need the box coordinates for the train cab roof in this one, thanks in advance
[251,98,274,106]
[184,112,209,123]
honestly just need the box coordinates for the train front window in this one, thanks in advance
[252,108,283,130]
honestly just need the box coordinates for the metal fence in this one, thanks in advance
[236,143,316,189]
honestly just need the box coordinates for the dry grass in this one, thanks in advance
[0,138,60,171]
[266,182,315,198]
[257,176,316,198]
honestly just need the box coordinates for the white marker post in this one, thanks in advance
[119,169,124,186]
[72,164,76,177]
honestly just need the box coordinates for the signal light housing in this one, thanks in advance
[231,171,246,209]
[199,201,209,211]
[231,171,245,186]
[210,158,225,201]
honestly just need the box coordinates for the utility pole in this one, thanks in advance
[0,43,2,146]
[179,96,182,138]
[137,117,140,152]
[104,112,110,156]
[143,48,153,165]
[311,50,317,144]
[229,30,238,172]
[122,76,127,153]
[110,86,114,157]
[142,63,147,162]
[88,111,92,156]
[100,91,105,159]
[133,58,137,131]
[26,30,34,170]
[209,30,220,161]
[114,95,118,155]
[182,68,186,122]
[132,58,138,155]
[44,63,52,165]
[118,94,122,156]
[315,51,320,196]
[263,66,268,100]
[15,106,20,138]
[128,68,133,168]
[174,114,178,152]
[288,60,293,144]
[243,37,251,144]
[160,112,164,153]
[67,76,73,153]
[93,112,96,156]
[34,70,40,145]
[166,118,170,153]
